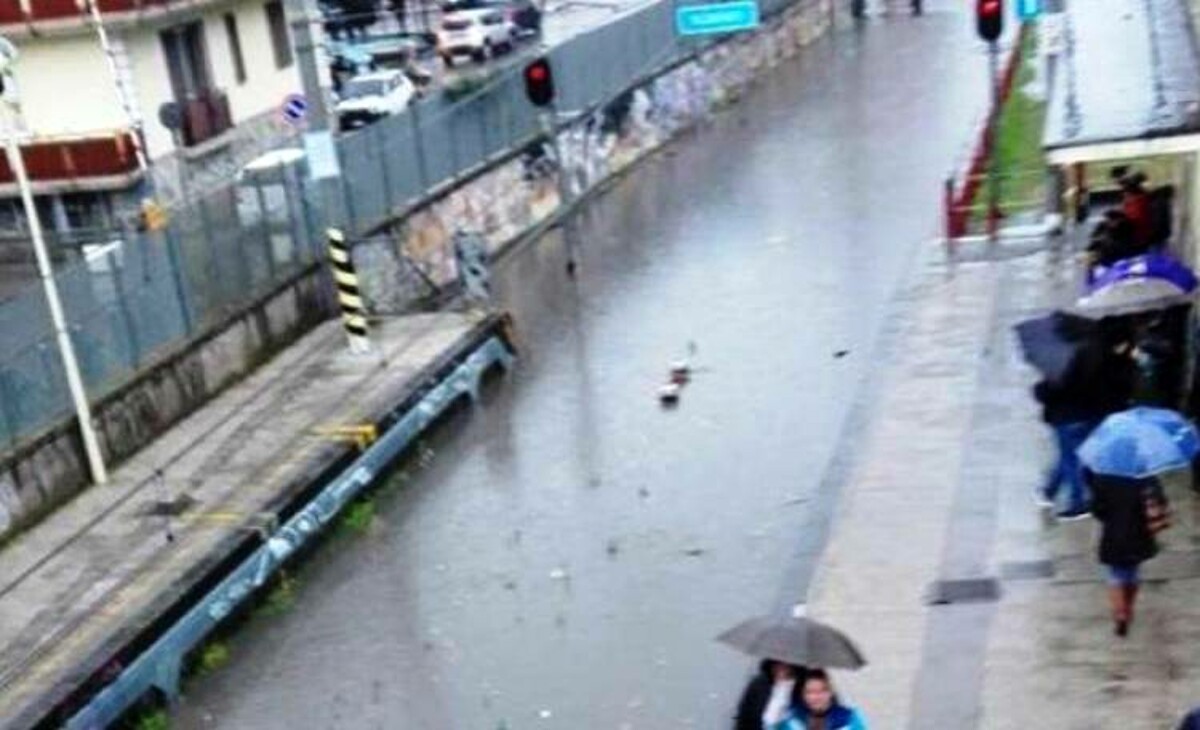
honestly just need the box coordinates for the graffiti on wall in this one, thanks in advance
[353,0,832,313]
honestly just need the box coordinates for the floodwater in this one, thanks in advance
[177,8,988,728]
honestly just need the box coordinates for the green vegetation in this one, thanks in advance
[340,498,376,535]
[131,709,170,730]
[253,572,300,619]
[195,640,231,676]
[986,26,1047,221]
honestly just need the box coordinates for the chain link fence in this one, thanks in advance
[0,0,817,452]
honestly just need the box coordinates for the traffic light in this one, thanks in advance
[977,0,1003,42]
[523,57,555,108]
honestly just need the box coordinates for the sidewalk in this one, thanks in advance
[805,232,1200,728]
[0,311,505,728]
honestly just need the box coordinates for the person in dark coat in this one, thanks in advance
[1179,707,1200,730]
[735,660,806,730]
[1086,469,1167,637]
[1034,336,1135,519]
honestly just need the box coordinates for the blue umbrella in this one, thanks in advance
[1089,253,1199,295]
[1078,407,1200,479]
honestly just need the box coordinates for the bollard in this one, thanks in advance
[326,228,370,354]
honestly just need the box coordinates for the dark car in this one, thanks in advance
[439,0,541,36]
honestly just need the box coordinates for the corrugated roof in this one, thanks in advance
[1043,0,1200,153]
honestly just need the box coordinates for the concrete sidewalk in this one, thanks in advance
[0,311,504,728]
[805,233,1200,728]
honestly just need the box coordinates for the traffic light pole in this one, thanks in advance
[541,106,578,276]
[986,39,1001,240]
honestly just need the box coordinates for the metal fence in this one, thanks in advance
[0,0,812,452]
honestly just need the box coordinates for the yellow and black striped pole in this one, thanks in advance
[326,228,370,354]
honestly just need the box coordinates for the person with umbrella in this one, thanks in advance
[1021,315,1135,520]
[718,611,866,728]
[1078,407,1199,636]
[734,660,807,730]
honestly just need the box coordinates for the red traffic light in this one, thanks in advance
[977,0,1003,41]
[523,57,555,108]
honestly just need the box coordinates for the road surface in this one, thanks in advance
[176,8,989,728]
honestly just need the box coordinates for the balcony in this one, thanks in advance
[0,131,142,193]
[0,0,216,35]
[179,89,232,148]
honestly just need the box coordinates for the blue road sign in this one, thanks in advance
[1017,0,1040,20]
[281,94,308,126]
[675,0,759,36]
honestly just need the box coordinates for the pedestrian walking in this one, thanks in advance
[734,660,806,730]
[1086,470,1168,636]
[1033,335,1134,520]
[770,669,867,729]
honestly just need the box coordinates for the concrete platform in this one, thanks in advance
[805,235,1200,728]
[0,311,510,728]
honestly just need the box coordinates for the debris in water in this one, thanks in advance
[669,360,691,384]
[549,567,569,581]
[606,539,620,557]
[658,382,681,405]
[539,709,553,719]
[833,349,850,359]
[782,494,808,506]
[638,486,651,499]
[503,579,518,591]
[683,548,706,557]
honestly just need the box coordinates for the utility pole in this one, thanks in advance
[285,0,346,227]
[0,39,107,484]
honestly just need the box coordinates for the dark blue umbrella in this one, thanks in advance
[1014,311,1097,383]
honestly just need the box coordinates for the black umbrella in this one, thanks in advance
[1014,311,1098,384]
[716,614,866,670]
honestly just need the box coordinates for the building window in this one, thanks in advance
[224,13,247,84]
[161,21,213,101]
[265,1,293,69]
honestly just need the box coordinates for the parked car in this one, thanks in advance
[440,0,541,37]
[436,10,513,66]
[335,69,418,131]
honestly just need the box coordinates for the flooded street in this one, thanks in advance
[177,10,988,728]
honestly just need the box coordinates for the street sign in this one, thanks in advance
[304,130,340,180]
[675,1,759,37]
[280,93,308,127]
[1017,0,1039,20]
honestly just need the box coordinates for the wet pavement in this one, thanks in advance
[175,10,988,729]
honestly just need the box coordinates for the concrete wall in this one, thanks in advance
[0,267,329,537]
[356,0,834,310]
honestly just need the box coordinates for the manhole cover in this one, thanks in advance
[141,493,198,517]
[925,578,1001,606]
[1000,559,1055,580]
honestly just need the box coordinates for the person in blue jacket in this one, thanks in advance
[772,669,867,730]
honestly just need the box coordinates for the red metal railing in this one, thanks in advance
[0,131,139,184]
[0,0,172,26]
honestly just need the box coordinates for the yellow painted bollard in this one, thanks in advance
[326,228,370,354]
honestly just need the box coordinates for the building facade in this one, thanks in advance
[0,0,308,247]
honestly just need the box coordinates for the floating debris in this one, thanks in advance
[833,349,850,359]
[606,539,620,557]
[683,548,707,557]
[539,709,553,719]
[658,382,682,405]
[549,567,569,581]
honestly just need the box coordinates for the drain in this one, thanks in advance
[141,493,198,517]
[925,578,1001,606]
[1000,559,1056,580]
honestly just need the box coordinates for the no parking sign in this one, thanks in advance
[280,93,308,127]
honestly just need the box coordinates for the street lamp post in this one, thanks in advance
[0,40,108,484]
